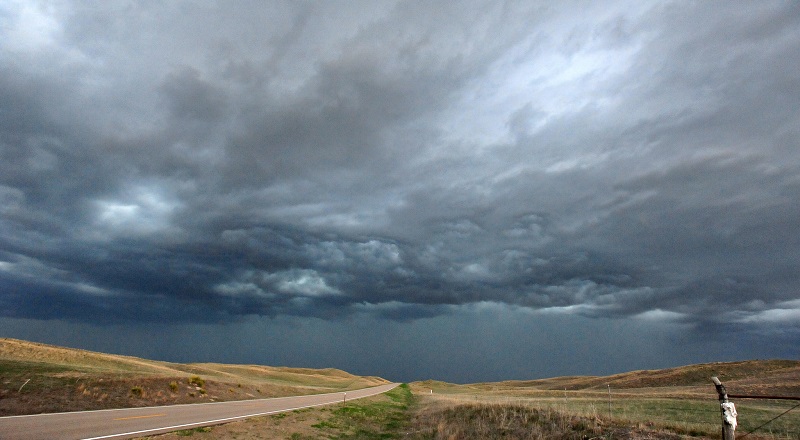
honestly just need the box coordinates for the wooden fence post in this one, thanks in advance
[712,377,737,440]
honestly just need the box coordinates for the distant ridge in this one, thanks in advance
[413,359,800,398]
[495,359,800,390]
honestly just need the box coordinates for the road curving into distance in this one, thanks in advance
[0,383,399,440]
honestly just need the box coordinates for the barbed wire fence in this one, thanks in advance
[713,376,800,439]
[422,380,800,439]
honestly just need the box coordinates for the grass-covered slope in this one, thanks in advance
[412,359,800,399]
[0,338,389,416]
[498,359,800,390]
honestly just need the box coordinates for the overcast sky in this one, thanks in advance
[1,1,799,383]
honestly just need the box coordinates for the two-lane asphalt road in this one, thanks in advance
[0,383,398,440]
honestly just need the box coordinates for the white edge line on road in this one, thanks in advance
[80,384,398,440]
[0,383,395,420]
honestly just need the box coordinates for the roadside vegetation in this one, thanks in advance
[0,338,388,416]
[308,383,413,439]
[135,384,415,440]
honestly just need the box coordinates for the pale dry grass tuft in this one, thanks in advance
[408,401,603,439]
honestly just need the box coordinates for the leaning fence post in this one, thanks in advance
[712,376,737,440]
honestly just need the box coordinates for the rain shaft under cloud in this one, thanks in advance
[1,1,799,381]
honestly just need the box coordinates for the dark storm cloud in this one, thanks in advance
[1,0,799,342]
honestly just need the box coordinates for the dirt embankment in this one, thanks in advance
[1,372,310,416]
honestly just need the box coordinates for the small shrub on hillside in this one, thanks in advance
[169,381,179,392]
[130,386,144,398]
[188,376,205,388]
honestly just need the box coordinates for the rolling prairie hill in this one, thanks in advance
[412,359,800,399]
[0,338,388,416]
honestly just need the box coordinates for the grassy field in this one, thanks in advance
[407,393,800,438]
[408,360,800,439]
[0,338,388,416]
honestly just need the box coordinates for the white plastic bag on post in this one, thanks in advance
[721,402,737,430]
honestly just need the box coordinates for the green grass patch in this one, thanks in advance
[0,360,83,393]
[307,384,414,439]
[0,359,76,375]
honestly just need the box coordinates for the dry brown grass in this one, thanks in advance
[408,399,604,439]
[134,405,331,440]
[410,360,800,440]
[406,396,700,440]
[0,337,181,375]
[412,360,800,400]
[480,360,800,395]
[0,338,389,416]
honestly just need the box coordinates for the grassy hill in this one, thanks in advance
[0,338,388,416]
[411,359,800,399]
[497,359,799,389]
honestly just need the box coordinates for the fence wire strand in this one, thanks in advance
[738,401,800,439]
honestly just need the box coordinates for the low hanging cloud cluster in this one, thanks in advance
[1,1,800,339]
